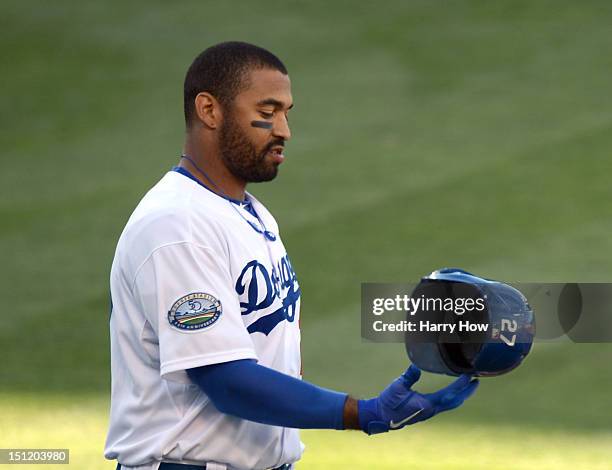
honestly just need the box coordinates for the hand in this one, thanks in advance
[358,365,479,435]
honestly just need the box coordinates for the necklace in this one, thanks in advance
[180,154,277,242]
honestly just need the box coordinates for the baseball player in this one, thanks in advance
[104,42,479,470]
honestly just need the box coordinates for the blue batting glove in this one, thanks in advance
[358,365,479,435]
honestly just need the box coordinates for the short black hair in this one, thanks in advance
[183,41,288,127]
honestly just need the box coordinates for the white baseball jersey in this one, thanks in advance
[104,169,303,470]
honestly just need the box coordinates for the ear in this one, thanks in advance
[194,92,222,129]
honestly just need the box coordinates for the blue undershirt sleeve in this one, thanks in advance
[186,359,347,430]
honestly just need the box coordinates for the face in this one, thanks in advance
[218,68,293,183]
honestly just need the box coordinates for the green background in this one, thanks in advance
[1,1,611,468]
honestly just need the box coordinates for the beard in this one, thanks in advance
[219,110,282,183]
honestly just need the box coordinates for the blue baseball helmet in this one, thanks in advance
[405,268,535,377]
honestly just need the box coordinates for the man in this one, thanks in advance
[105,42,479,470]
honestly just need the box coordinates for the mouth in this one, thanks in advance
[267,145,285,163]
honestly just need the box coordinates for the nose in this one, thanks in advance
[272,114,291,141]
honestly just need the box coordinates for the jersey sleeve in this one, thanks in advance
[133,241,258,383]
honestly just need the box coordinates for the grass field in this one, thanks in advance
[2,1,612,468]
[3,392,612,470]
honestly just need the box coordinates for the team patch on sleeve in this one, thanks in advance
[168,293,222,331]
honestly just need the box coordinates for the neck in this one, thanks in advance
[182,138,247,200]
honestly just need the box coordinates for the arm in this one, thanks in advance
[187,360,479,433]
[187,359,348,429]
